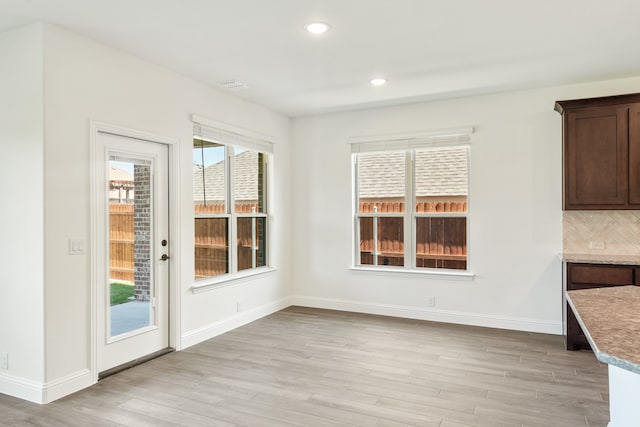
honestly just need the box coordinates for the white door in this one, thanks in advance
[95,131,170,374]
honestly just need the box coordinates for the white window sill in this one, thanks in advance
[191,267,277,293]
[349,266,474,280]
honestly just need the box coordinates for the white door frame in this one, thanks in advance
[89,120,181,382]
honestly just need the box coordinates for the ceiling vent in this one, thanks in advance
[217,79,248,90]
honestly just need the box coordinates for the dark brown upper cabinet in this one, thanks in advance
[555,93,640,210]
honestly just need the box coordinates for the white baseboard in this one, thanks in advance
[0,369,91,404]
[181,296,292,349]
[291,295,562,335]
[42,369,93,403]
[0,372,44,404]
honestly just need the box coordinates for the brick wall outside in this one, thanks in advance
[133,164,151,301]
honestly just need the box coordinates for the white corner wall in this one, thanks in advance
[0,23,46,401]
[290,76,640,334]
[39,24,291,401]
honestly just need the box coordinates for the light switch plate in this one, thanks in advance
[68,238,86,255]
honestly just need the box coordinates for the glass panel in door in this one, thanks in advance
[108,157,154,337]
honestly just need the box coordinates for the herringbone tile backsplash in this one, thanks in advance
[563,211,640,254]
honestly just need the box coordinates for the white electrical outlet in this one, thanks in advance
[426,296,435,307]
[589,241,606,250]
[0,352,8,370]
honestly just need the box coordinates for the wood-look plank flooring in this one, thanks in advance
[0,307,609,426]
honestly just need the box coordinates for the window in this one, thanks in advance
[357,151,406,267]
[193,121,271,283]
[353,135,470,272]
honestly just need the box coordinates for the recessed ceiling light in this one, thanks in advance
[305,22,331,34]
[370,78,387,86]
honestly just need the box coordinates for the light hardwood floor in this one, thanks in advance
[0,307,609,426]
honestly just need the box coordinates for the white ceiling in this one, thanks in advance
[2,0,640,117]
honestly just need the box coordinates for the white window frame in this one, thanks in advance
[230,148,269,273]
[350,128,474,278]
[192,117,275,291]
[353,152,409,267]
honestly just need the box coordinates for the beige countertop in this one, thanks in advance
[562,253,640,265]
[566,286,640,374]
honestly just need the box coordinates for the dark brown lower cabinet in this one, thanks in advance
[566,263,637,350]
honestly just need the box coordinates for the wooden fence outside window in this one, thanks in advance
[109,203,263,281]
[358,200,467,270]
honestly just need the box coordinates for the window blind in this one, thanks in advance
[349,127,473,153]
[192,115,274,154]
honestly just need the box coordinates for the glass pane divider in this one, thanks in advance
[194,213,231,219]
[413,213,467,218]
[356,213,406,218]
[251,217,257,269]
[372,215,378,266]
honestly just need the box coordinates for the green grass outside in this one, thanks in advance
[110,282,135,305]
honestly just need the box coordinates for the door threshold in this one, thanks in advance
[98,347,174,380]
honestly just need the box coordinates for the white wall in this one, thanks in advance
[0,23,45,400]
[0,25,44,398]
[40,24,291,395]
[290,76,640,334]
